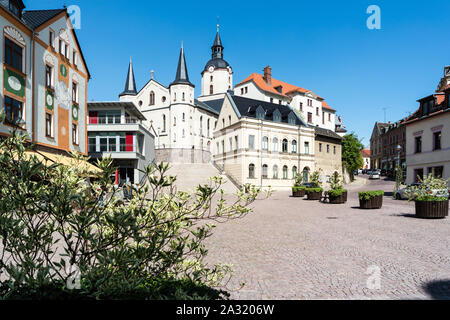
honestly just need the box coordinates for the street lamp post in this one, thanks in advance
[395,144,402,192]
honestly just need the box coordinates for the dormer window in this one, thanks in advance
[256,106,265,120]
[273,109,281,122]
[9,1,21,18]
[275,86,283,93]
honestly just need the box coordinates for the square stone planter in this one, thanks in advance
[415,200,449,219]
[359,195,383,209]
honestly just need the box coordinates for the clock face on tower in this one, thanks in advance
[208,66,214,73]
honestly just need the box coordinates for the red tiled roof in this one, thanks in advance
[361,149,370,158]
[236,73,334,110]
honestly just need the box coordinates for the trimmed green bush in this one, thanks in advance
[292,186,306,192]
[327,188,347,197]
[306,187,323,193]
[358,190,384,200]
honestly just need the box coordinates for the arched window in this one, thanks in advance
[292,166,298,179]
[182,92,185,101]
[174,92,176,101]
[262,164,268,179]
[207,119,210,135]
[182,113,185,121]
[200,116,203,135]
[173,116,176,126]
[249,164,255,178]
[210,85,213,95]
[292,140,297,153]
[262,136,268,150]
[149,91,155,105]
[273,165,278,179]
[162,114,166,132]
[303,167,310,182]
[283,166,288,179]
[273,138,278,152]
[182,129,185,137]
[282,139,288,153]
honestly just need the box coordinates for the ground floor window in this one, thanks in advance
[45,113,53,137]
[273,165,278,179]
[414,168,424,183]
[262,164,268,179]
[283,166,288,179]
[427,166,444,178]
[72,124,78,145]
[249,164,255,178]
[292,166,297,179]
[4,96,23,126]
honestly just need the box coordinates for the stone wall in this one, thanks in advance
[155,148,211,164]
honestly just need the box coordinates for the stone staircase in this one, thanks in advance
[166,163,239,194]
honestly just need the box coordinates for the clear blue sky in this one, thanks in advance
[25,0,450,147]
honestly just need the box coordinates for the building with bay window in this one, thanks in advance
[0,1,90,159]
[87,101,155,185]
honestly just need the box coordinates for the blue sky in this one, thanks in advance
[25,0,450,147]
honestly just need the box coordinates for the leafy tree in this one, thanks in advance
[0,130,267,300]
[310,169,322,188]
[341,133,364,181]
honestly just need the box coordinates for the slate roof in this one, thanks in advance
[21,8,91,79]
[171,46,193,87]
[228,95,307,126]
[22,9,65,29]
[314,126,343,140]
[194,99,223,115]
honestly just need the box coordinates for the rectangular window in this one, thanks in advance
[322,111,325,124]
[316,107,319,116]
[72,124,78,145]
[319,143,322,152]
[49,30,55,48]
[299,102,303,111]
[304,142,309,154]
[307,112,312,123]
[328,114,331,121]
[229,137,232,151]
[5,38,23,72]
[72,82,78,103]
[73,50,78,67]
[4,96,23,126]
[414,168,424,183]
[333,146,336,154]
[235,136,238,150]
[327,145,330,153]
[428,166,444,178]
[249,135,255,150]
[45,113,53,137]
[433,131,441,150]
[415,136,422,153]
[59,39,69,59]
[45,65,53,88]
[88,135,96,152]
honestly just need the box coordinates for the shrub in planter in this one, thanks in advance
[306,187,323,200]
[292,186,306,197]
[406,174,449,219]
[358,190,384,209]
[326,172,347,204]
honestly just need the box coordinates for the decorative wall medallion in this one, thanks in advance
[4,68,25,97]
[72,104,79,121]
[3,26,25,46]
[55,81,71,110]
[60,64,68,78]
[46,89,54,110]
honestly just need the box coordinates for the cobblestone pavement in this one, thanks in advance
[205,177,450,300]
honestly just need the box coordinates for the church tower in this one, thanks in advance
[169,44,195,148]
[119,58,137,101]
[200,25,233,99]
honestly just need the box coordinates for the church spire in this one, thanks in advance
[211,23,223,59]
[171,44,194,87]
[119,58,137,97]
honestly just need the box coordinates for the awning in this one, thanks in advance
[37,151,103,175]
[1,148,103,175]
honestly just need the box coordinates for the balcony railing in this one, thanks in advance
[88,144,141,153]
[88,116,143,125]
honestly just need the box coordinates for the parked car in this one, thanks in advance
[369,172,380,180]
[367,170,373,175]
[394,183,449,200]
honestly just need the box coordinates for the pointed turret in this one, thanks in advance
[170,44,194,87]
[211,25,224,59]
[119,58,137,97]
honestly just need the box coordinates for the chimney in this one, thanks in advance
[338,115,342,122]
[263,66,272,85]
